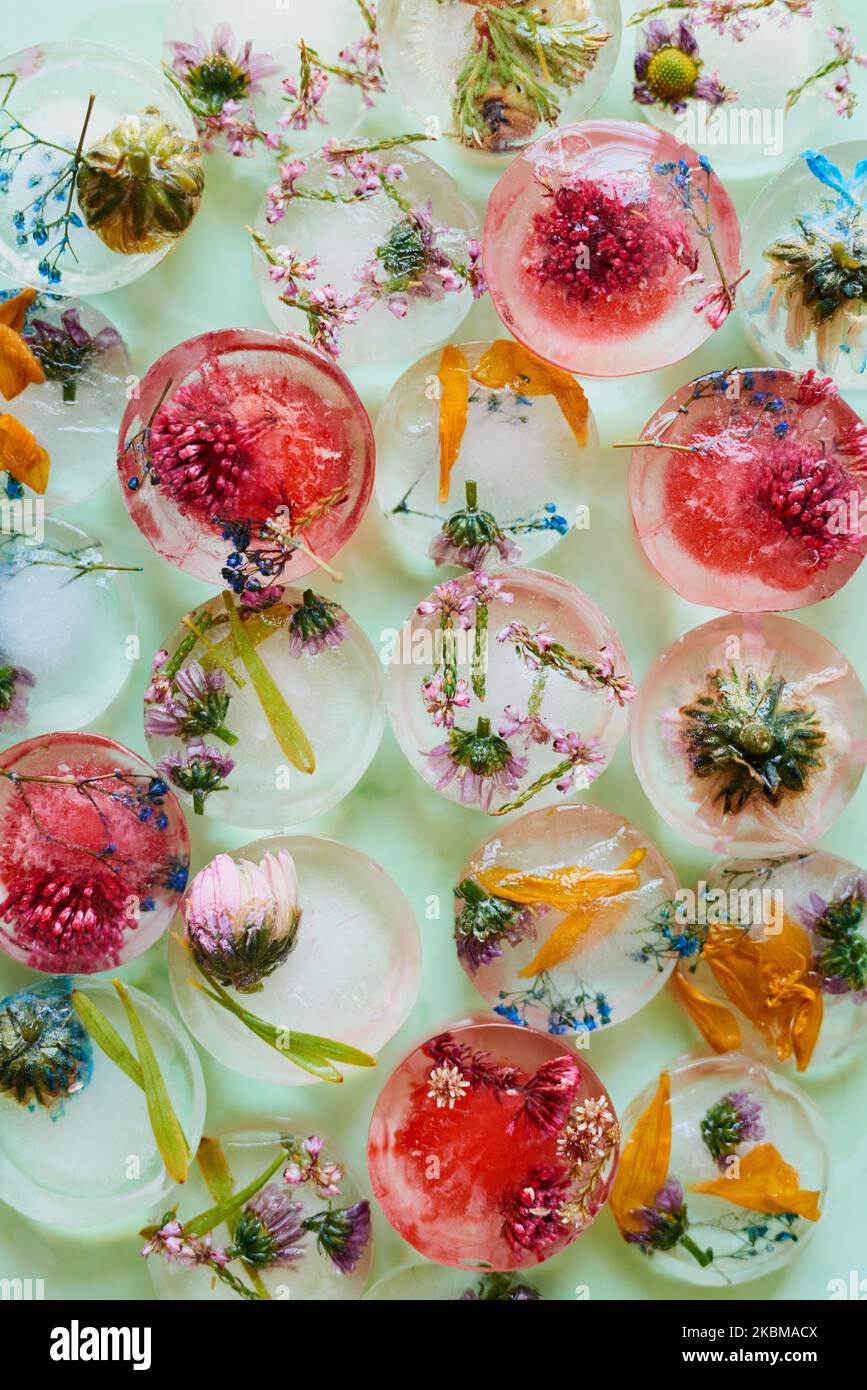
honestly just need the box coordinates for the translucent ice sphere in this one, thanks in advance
[628,367,867,611]
[170,833,421,1085]
[144,588,384,828]
[117,328,374,588]
[1,293,131,509]
[630,613,867,855]
[368,1018,618,1269]
[375,339,601,570]
[0,732,190,974]
[741,143,867,392]
[0,519,137,745]
[454,803,679,1036]
[675,851,867,1072]
[252,142,480,366]
[378,0,621,155]
[0,42,203,295]
[0,977,205,1229]
[484,120,742,376]
[164,0,381,156]
[148,1124,372,1300]
[614,1054,829,1287]
[628,0,849,172]
[386,567,632,815]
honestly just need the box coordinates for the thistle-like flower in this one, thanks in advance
[679,667,826,814]
[183,849,301,993]
[0,977,92,1109]
[288,589,348,656]
[229,1184,307,1269]
[700,1091,764,1168]
[426,717,528,811]
[158,738,235,815]
[800,876,867,992]
[453,877,537,973]
[302,1200,371,1274]
[429,479,521,569]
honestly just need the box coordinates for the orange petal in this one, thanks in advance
[672,969,742,1054]
[0,287,38,333]
[689,1143,821,1222]
[437,345,469,503]
[517,896,628,978]
[610,1071,671,1237]
[792,987,824,1072]
[478,849,645,911]
[472,339,588,445]
[0,324,44,401]
[0,413,50,493]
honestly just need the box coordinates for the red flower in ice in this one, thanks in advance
[149,371,254,519]
[796,369,839,408]
[0,870,131,964]
[507,1055,582,1137]
[502,1164,572,1255]
[755,438,864,570]
[527,177,691,307]
[693,269,748,329]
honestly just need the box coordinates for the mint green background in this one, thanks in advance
[1,0,866,1302]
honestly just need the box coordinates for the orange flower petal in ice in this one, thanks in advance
[478,849,646,977]
[0,414,50,494]
[471,339,589,446]
[0,287,38,333]
[610,1071,671,1237]
[702,916,823,1071]
[672,969,742,1054]
[436,345,469,503]
[690,1143,821,1222]
[0,323,44,401]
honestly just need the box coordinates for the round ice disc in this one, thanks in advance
[377,0,620,155]
[375,339,600,570]
[118,328,374,588]
[365,1261,543,1300]
[0,732,189,973]
[628,367,867,611]
[252,142,480,366]
[1,293,131,509]
[630,613,867,855]
[741,143,867,391]
[163,0,381,156]
[628,0,849,171]
[367,1019,618,1269]
[675,851,867,1072]
[0,976,205,1229]
[169,834,421,1084]
[613,1054,829,1287]
[148,1123,372,1300]
[0,519,137,745]
[0,42,203,295]
[144,587,384,827]
[386,567,632,816]
[454,803,679,1036]
[483,120,742,376]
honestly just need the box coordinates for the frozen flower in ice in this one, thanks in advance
[550,730,607,793]
[230,1184,307,1269]
[421,672,471,729]
[588,647,637,705]
[266,247,319,294]
[499,705,552,748]
[416,579,477,628]
[283,1135,343,1198]
[557,1095,619,1169]
[465,238,487,299]
[145,661,236,746]
[144,649,171,704]
[183,849,301,993]
[428,1061,471,1109]
[303,1200,371,1274]
[280,62,330,132]
[453,877,538,973]
[507,1055,582,1137]
[287,589,347,656]
[158,739,235,816]
[459,1273,541,1300]
[502,1165,572,1254]
[169,23,277,117]
[429,480,521,569]
[0,868,131,966]
[426,717,528,811]
[633,21,734,113]
[626,1175,690,1253]
[694,269,749,329]
[0,978,92,1109]
[795,369,839,408]
[0,659,34,730]
[23,308,121,404]
[798,876,867,993]
[700,1091,764,1168]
